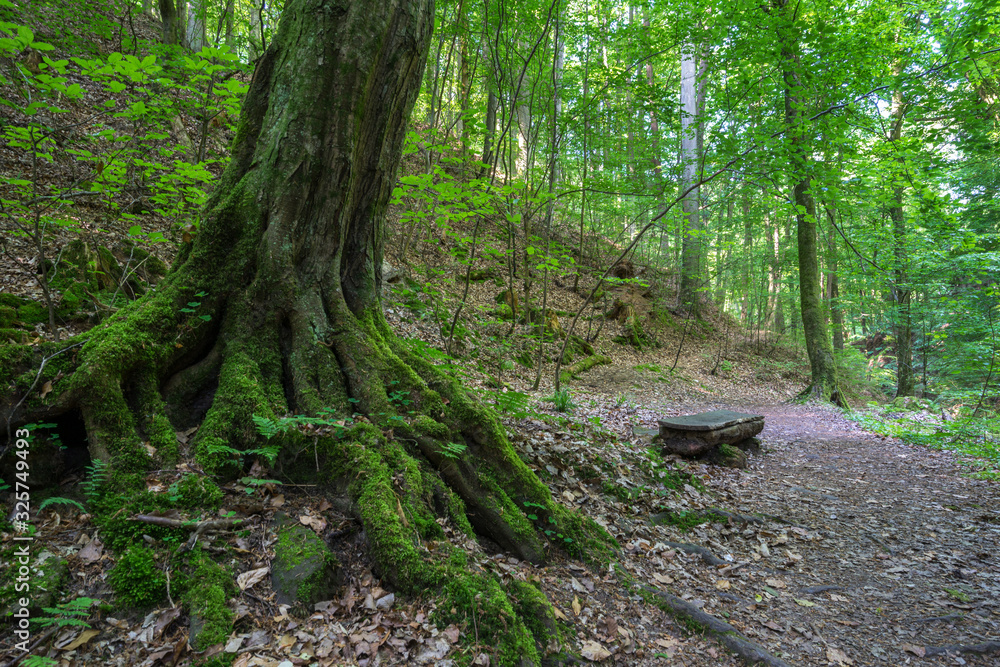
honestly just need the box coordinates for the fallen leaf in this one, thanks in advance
[653,572,674,585]
[77,536,104,564]
[764,578,786,589]
[572,595,582,616]
[40,380,52,399]
[153,606,182,637]
[237,566,270,591]
[580,640,612,661]
[826,646,853,665]
[715,579,731,590]
[442,624,461,644]
[793,598,815,607]
[762,620,783,632]
[553,606,568,621]
[902,643,926,658]
[269,493,285,507]
[62,628,99,650]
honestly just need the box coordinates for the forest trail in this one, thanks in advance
[666,400,1000,666]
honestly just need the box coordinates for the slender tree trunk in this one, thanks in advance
[889,65,914,397]
[776,0,840,403]
[741,191,752,323]
[678,42,700,310]
[825,204,845,350]
[186,0,207,50]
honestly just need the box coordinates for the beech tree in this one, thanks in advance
[1,0,608,661]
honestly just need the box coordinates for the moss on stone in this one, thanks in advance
[108,545,167,607]
[178,549,235,651]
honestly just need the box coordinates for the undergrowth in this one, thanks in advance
[852,408,1000,480]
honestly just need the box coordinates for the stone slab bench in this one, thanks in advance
[658,409,764,457]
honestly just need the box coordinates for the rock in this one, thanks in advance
[658,410,764,457]
[703,443,748,469]
[382,261,406,283]
[270,514,342,611]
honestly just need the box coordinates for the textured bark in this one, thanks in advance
[2,1,607,662]
[158,0,184,45]
[775,0,840,404]
[888,64,914,397]
[678,43,701,310]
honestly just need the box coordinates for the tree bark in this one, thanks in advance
[158,0,185,46]
[2,1,608,661]
[888,62,914,397]
[775,0,841,404]
[678,41,701,310]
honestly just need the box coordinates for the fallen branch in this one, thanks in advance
[132,515,245,553]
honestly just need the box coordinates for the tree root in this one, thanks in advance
[924,641,1000,657]
[639,584,793,667]
[661,541,729,567]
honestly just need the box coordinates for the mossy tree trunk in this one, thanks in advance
[775,0,842,405]
[2,1,610,663]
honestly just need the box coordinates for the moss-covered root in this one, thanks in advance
[345,429,547,666]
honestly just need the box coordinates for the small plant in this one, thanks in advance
[178,291,211,321]
[31,597,96,629]
[521,501,573,544]
[23,657,58,667]
[37,497,86,513]
[551,388,576,413]
[943,587,971,602]
[438,442,467,459]
[81,459,107,502]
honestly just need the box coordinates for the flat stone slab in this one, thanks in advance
[658,410,764,457]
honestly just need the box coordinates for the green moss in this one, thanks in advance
[177,549,235,650]
[509,579,561,652]
[17,301,48,325]
[0,293,24,308]
[0,306,16,327]
[193,350,277,474]
[170,474,224,511]
[93,490,185,551]
[108,545,167,607]
[273,520,340,606]
[440,574,540,666]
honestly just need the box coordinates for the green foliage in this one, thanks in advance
[167,474,224,509]
[31,597,96,629]
[81,459,108,503]
[37,497,86,513]
[853,410,1000,480]
[550,388,576,413]
[108,546,166,607]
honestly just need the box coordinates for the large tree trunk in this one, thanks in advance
[2,0,607,662]
[158,0,185,45]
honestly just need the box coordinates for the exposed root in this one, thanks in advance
[638,584,793,667]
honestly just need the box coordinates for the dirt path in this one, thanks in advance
[673,401,1000,666]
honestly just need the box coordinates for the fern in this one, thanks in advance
[81,459,107,502]
[38,497,86,513]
